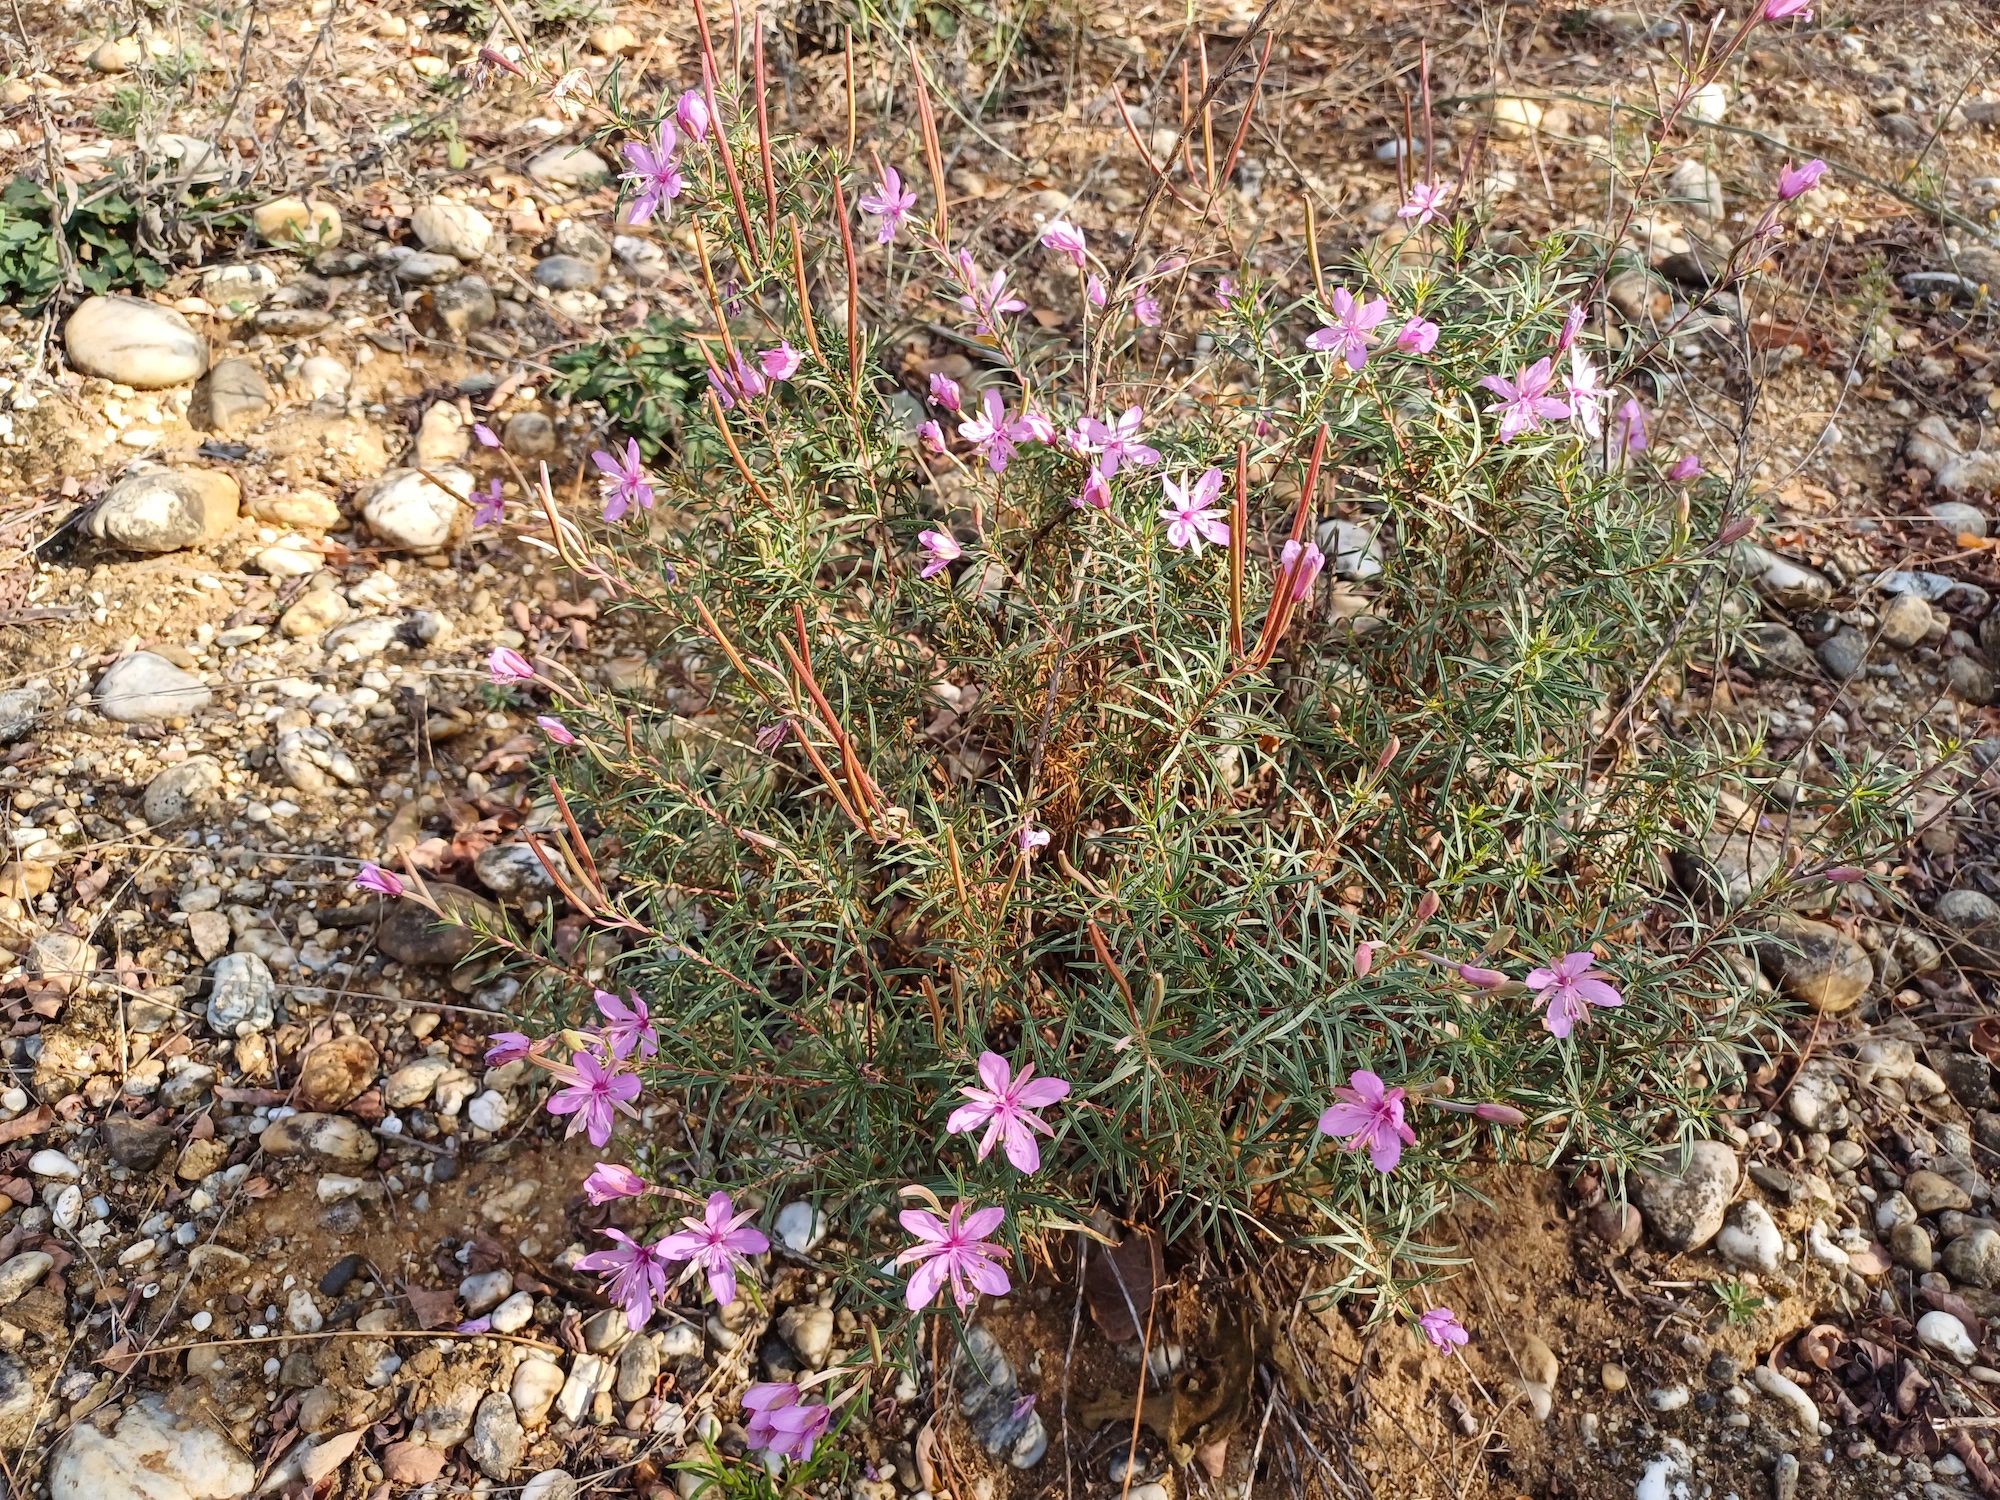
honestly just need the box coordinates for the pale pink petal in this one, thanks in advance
[977,1051,1013,1093]
[947,1100,996,1135]
[1000,1121,1042,1174]
[898,1209,947,1242]
[1572,978,1623,1008]
[964,1256,1012,1296]
[960,1206,1008,1240]
[905,1256,950,1310]
[1015,1077,1071,1108]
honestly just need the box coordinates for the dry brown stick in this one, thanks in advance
[702,385,779,514]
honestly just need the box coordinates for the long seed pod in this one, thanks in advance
[843,26,857,160]
[690,0,758,251]
[753,16,777,244]
[907,40,949,249]
[787,215,824,363]
[830,170,861,395]
[1230,439,1247,660]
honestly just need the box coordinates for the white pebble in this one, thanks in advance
[1920,1310,1978,1364]
[28,1150,81,1180]
[191,1311,213,1332]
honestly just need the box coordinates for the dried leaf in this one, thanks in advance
[1083,1229,1162,1343]
[1798,1323,1845,1370]
[298,1429,365,1487]
[405,1285,459,1330]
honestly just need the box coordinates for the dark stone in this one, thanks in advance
[1737,622,1814,678]
[320,1252,367,1297]
[102,1115,174,1171]
[376,885,506,966]
[1941,1053,1999,1111]
[1706,1351,1741,1385]
[1978,1112,2000,1156]
[281,1350,320,1388]
[532,255,600,291]
[1749,1163,1800,1198]
[1902,271,1982,304]
[1587,1200,1642,1249]
[417,277,497,339]
[1817,627,1869,681]
[1793,609,1841,646]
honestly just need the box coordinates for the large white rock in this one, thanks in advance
[527,144,612,190]
[85,469,239,552]
[362,467,471,553]
[49,1395,254,1500]
[64,295,209,388]
[96,652,212,722]
[411,201,494,261]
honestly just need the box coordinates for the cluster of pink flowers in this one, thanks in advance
[576,1189,770,1329]
[714,342,805,409]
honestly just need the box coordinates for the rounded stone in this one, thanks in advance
[1919,1310,1978,1364]
[459,1270,514,1315]
[297,1035,380,1111]
[411,200,495,261]
[362,467,471,554]
[1634,1140,1739,1251]
[86,469,240,552]
[65,295,209,388]
[1906,1169,1973,1214]
[490,1291,536,1333]
[1938,888,2000,962]
[1949,656,1996,706]
[1753,915,1872,1013]
[376,884,504,966]
[0,688,39,743]
[252,196,341,247]
[467,1392,525,1479]
[1944,1225,2000,1288]
[48,1396,253,1500]
[1891,1222,1935,1272]
[206,952,276,1034]
[533,254,601,291]
[1880,592,1937,649]
[259,1112,379,1166]
[96,652,212,722]
[527,144,613,191]
[143,756,224,824]
[512,1359,565,1425]
[475,843,557,899]
[279,589,350,639]
[504,411,557,456]
[1716,1199,1783,1273]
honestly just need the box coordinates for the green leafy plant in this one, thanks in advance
[0,178,174,306]
[1711,1278,1766,1325]
[549,314,708,461]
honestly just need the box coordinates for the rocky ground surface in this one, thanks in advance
[2,0,2000,1496]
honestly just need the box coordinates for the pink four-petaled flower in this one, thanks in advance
[485,1031,532,1066]
[896,1202,1012,1310]
[1526,951,1623,1039]
[1159,469,1230,554]
[947,1050,1071,1173]
[583,1162,648,1204]
[917,529,962,579]
[621,121,683,226]
[592,439,655,521]
[1306,287,1390,371]
[1074,406,1160,478]
[1396,317,1439,354]
[488,647,535,684]
[760,342,804,381]
[594,989,659,1061]
[743,1383,833,1463]
[1318,1068,1417,1173]
[958,388,1024,473]
[1397,180,1450,228]
[1778,159,1828,200]
[859,165,917,244]
[354,862,404,897]
[1479,357,1571,441]
[537,715,575,745]
[659,1190,770,1306]
[1040,219,1087,268]
[1419,1306,1469,1350]
[957,257,1028,335]
[546,1050,641,1148]
[575,1228,668,1329]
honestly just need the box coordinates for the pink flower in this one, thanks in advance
[957,260,1027,335]
[1825,865,1866,883]
[1306,287,1390,371]
[1016,825,1051,854]
[595,988,659,1061]
[711,351,768,410]
[1760,0,1811,19]
[584,1162,649,1204]
[537,715,575,745]
[659,1191,770,1307]
[1318,1069,1416,1173]
[621,121,684,225]
[1565,350,1606,440]
[1159,469,1230,553]
[488,647,535,684]
[472,479,504,529]
[918,420,946,453]
[896,1202,1012,1310]
[485,1031,532,1065]
[859,165,917,244]
[1557,303,1587,352]
[958,388,1020,473]
[1526,951,1623,1040]
[947,1051,1070,1172]
[744,1383,832,1463]
[759,342,803,381]
[1779,158,1828,200]
[473,423,500,448]
[675,89,711,141]
[1134,293,1161,327]
[576,1227,668,1329]
[1418,1306,1469,1350]
[1615,396,1650,454]
[1354,942,1374,978]
[546,1050,642,1148]
[1217,275,1238,308]
[1074,406,1160,477]
[593,439,655,521]
[354,862,404,898]
[1087,274,1106,307]
[1280,538,1325,602]
[1457,963,1510,989]
[456,1316,493,1334]
[1040,219,1087,268]
[1479,357,1570,441]
[1669,452,1703,481]
[1396,317,1439,354]
[1073,467,1111,511]
[1397,180,1450,228]
[929,373,962,412]
[1014,408,1056,445]
[917,529,962,579]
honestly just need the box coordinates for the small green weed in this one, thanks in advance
[549,315,708,462]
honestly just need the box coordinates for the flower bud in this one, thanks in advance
[1824,865,1866,883]
[1413,891,1439,924]
[1457,964,1509,990]
[1473,1103,1527,1125]
[1354,942,1375,979]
